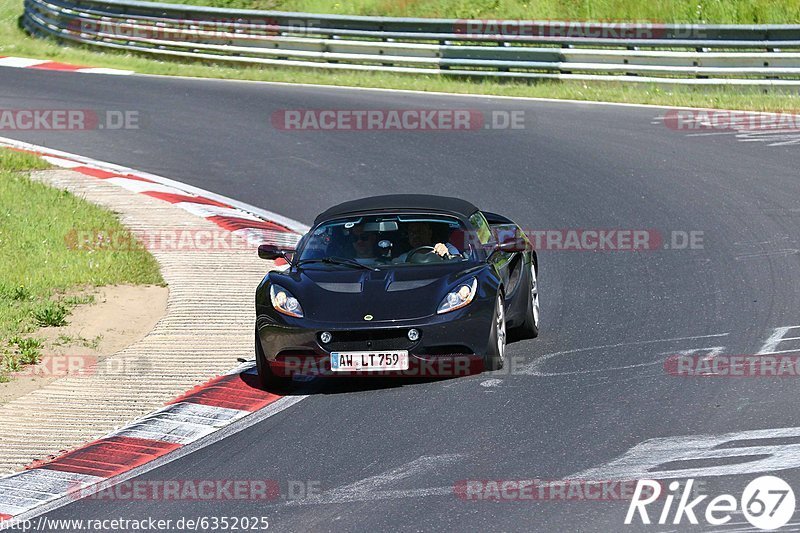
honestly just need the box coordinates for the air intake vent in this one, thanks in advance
[316,282,362,293]
[387,279,436,292]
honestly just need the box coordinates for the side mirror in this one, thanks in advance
[494,235,532,254]
[258,244,294,261]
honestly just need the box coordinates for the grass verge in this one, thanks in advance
[2,1,800,112]
[0,148,164,381]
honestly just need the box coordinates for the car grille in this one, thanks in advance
[324,329,415,352]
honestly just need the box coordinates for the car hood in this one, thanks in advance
[270,262,484,323]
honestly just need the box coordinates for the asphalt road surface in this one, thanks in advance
[2,67,800,532]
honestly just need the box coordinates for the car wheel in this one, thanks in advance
[485,293,507,371]
[515,262,540,339]
[255,329,292,391]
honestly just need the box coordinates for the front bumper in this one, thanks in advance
[256,306,492,378]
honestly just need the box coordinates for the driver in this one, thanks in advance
[350,225,380,261]
[395,222,460,262]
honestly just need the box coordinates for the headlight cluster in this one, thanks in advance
[270,285,304,318]
[437,278,478,314]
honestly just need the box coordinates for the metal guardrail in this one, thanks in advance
[21,0,800,85]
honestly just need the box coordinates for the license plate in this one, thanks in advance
[330,351,409,372]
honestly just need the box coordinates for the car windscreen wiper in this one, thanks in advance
[295,256,379,272]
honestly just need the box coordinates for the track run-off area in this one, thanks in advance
[1,67,799,532]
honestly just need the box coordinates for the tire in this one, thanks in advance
[515,261,540,339]
[255,329,293,391]
[484,292,507,371]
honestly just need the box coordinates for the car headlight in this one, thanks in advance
[437,278,478,314]
[270,285,304,318]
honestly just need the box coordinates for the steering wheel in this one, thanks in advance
[406,246,444,263]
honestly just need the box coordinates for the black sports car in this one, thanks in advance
[255,194,539,387]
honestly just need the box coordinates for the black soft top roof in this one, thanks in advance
[314,194,479,226]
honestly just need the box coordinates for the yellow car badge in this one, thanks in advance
[364,314,374,321]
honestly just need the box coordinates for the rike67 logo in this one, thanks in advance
[626,476,796,530]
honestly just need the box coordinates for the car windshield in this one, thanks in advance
[296,214,478,267]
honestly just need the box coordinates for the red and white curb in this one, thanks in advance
[0,137,311,525]
[0,56,133,75]
[0,365,309,525]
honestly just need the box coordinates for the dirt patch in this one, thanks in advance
[0,284,168,404]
